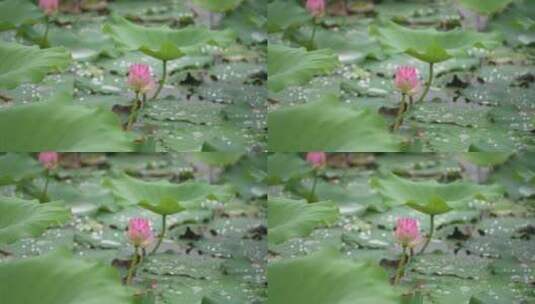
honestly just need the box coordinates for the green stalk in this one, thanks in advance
[309,18,318,48]
[150,214,167,255]
[126,92,141,131]
[419,214,435,255]
[392,93,407,131]
[416,63,434,103]
[151,60,167,100]
[125,246,139,285]
[41,169,50,203]
[309,169,319,202]
[209,12,215,29]
[394,246,407,285]
[42,15,50,48]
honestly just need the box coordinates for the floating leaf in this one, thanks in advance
[457,0,514,15]
[0,153,42,185]
[0,0,43,31]
[370,21,499,63]
[266,153,312,185]
[371,173,505,213]
[268,198,338,245]
[0,196,70,244]
[103,15,235,61]
[406,196,452,216]
[103,174,235,213]
[0,91,135,151]
[268,248,401,304]
[268,44,338,92]
[267,0,311,33]
[139,197,185,216]
[192,0,245,13]
[193,152,243,166]
[268,95,402,152]
[0,249,132,304]
[0,41,71,89]
[460,152,512,166]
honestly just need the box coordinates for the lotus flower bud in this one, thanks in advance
[39,0,59,15]
[395,217,420,248]
[127,64,154,94]
[394,66,420,96]
[306,152,327,169]
[306,0,326,17]
[38,152,59,170]
[127,218,154,248]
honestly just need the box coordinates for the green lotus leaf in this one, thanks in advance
[370,21,500,63]
[0,196,70,244]
[192,0,245,13]
[0,0,43,31]
[0,153,43,185]
[193,152,243,166]
[268,248,401,304]
[266,153,312,185]
[406,196,452,216]
[102,15,235,61]
[103,174,235,214]
[457,0,514,15]
[461,152,512,166]
[0,249,133,304]
[268,44,338,92]
[0,91,135,152]
[267,0,311,33]
[138,197,185,216]
[0,41,71,89]
[268,197,338,245]
[16,25,120,61]
[371,174,505,214]
[268,95,402,152]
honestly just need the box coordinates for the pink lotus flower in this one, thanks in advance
[395,217,420,248]
[394,66,420,96]
[38,152,59,170]
[306,152,327,169]
[127,64,154,94]
[39,0,59,15]
[127,218,154,248]
[306,0,326,17]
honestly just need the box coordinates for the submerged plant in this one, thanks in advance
[393,217,420,284]
[392,66,420,130]
[305,0,325,47]
[126,217,153,285]
[305,152,326,202]
[125,63,154,130]
[38,0,58,48]
[38,151,58,202]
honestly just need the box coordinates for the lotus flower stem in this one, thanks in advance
[126,246,139,285]
[392,93,407,131]
[416,63,434,103]
[151,60,167,100]
[126,92,146,130]
[419,214,435,255]
[150,214,167,255]
[394,246,407,285]
[309,19,318,48]
[40,169,50,203]
[310,169,319,202]
[42,15,51,48]
[209,12,215,29]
